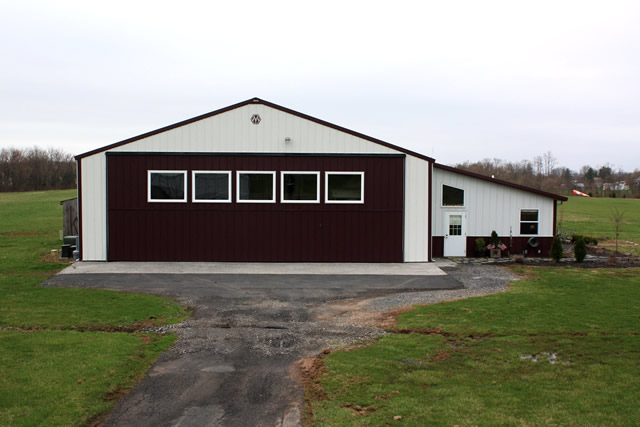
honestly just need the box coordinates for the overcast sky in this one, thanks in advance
[2,0,639,172]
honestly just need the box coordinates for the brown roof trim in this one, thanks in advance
[76,97,435,163]
[434,163,568,201]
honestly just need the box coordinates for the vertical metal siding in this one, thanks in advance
[432,168,555,238]
[80,104,431,261]
[403,157,429,261]
[80,155,107,260]
[106,154,404,262]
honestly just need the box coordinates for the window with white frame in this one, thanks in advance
[237,171,275,203]
[192,171,231,203]
[281,172,319,203]
[325,172,364,203]
[520,209,539,234]
[148,170,187,202]
[442,185,464,207]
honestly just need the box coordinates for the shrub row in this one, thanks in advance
[571,233,598,245]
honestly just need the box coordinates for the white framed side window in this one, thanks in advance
[325,172,364,204]
[237,171,276,203]
[192,171,231,203]
[280,171,320,203]
[148,170,187,203]
[520,209,539,235]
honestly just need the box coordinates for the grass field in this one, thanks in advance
[558,196,640,255]
[308,266,640,425]
[0,190,190,426]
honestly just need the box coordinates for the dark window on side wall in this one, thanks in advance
[325,172,364,203]
[520,209,539,234]
[193,171,231,202]
[148,171,187,202]
[442,185,464,206]
[281,172,319,203]
[237,172,275,202]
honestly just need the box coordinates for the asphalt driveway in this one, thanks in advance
[44,262,464,427]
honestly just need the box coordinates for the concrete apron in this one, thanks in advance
[59,261,452,276]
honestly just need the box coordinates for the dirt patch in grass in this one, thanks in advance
[377,307,414,330]
[1,320,159,334]
[103,385,126,402]
[0,231,43,236]
[395,327,453,336]
[430,350,451,362]
[341,402,376,415]
[85,412,108,427]
[295,350,330,424]
[39,252,72,264]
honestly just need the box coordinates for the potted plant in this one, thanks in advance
[486,231,506,258]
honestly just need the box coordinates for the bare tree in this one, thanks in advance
[610,208,625,254]
[454,155,637,198]
[0,147,76,192]
[533,156,543,176]
[543,151,556,176]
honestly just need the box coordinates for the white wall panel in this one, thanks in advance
[432,168,555,237]
[403,157,430,261]
[80,103,431,261]
[106,105,402,156]
[80,154,107,260]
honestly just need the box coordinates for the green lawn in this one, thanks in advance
[0,190,190,426]
[558,196,640,255]
[308,267,640,425]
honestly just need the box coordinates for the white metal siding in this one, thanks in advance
[79,104,431,261]
[404,157,429,261]
[80,154,107,261]
[432,168,555,237]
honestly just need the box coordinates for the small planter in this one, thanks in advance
[490,248,502,258]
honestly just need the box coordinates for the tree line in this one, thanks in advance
[0,147,76,192]
[455,151,640,198]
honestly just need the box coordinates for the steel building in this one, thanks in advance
[76,98,566,262]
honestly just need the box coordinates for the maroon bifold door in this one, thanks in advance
[106,153,404,262]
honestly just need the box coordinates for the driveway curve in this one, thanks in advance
[43,261,513,427]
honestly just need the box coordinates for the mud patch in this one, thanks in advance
[0,231,42,236]
[430,350,451,362]
[341,402,376,415]
[395,327,453,336]
[295,351,329,424]
[39,253,72,264]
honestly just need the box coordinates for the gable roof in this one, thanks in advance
[434,163,568,201]
[76,97,435,162]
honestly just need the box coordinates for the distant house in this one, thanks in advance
[75,98,567,262]
[616,181,629,191]
[593,177,603,189]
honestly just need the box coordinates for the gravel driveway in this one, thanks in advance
[44,262,518,427]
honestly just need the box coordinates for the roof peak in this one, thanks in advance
[75,97,435,163]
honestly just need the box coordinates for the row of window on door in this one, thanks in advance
[148,170,365,204]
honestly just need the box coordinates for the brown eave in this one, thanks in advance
[76,97,435,163]
[434,163,568,201]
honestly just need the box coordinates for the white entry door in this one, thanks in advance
[444,212,466,256]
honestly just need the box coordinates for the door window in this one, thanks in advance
[449,215,462,236]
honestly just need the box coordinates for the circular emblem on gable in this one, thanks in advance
[250,114,261,125]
